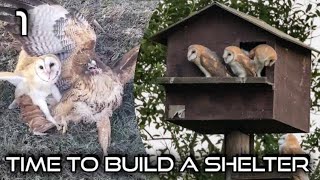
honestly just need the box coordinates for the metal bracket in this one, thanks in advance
[168,105,185,119]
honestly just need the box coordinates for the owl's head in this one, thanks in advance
[34,54,61,84]
[223,46,242,64]
[187,45,201,62]
[85,59,102,75]
[278,133,303,154]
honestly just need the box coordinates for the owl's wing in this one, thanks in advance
[0,72,25,86]
[235,55,256,76]
[0,0,96,61]
[200,50,230,77]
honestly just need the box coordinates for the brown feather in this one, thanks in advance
[235,54,256,77]
[18,95,55,134]
[249,44,277,66]
[188,44,231,77]
[280,134,305,155]
[200,55,230,77]
[52,48,123,155]
[96,117,111,155]
[224,46,256,77]
[113,46,140,84]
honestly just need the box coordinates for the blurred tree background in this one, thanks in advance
[135,0,320,179]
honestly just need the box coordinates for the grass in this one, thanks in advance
[0,0,159,179]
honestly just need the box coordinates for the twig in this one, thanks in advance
[146,138,173,141]
[189,133,198,155]
[203,134,221,153]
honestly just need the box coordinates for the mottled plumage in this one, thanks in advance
[223,46,256,82]
[0,0,95,60]
[187,44,230,77]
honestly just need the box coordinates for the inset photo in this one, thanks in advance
[0,0,159,179]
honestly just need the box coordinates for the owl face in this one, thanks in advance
[223,46,246,64]
[34,55,61,84]
[222,49,235,64]
[187,46,198,62]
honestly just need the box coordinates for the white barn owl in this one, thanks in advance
[187,44,230,77]
[278,134,310,180]
[222,46,256,82]
[249,44,277,77]
[0,0,138,155]
[0,53,62,129]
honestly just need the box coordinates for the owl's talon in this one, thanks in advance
[62,124,68,134]
[55,124,62,131]
[240,77,247,83]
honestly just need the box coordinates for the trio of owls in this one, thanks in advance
[187,44,277,80]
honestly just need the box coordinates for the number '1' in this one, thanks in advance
[15,9,28,36]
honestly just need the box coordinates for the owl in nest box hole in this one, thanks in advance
[249,44,277,77]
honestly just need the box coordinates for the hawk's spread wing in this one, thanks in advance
[200,49,230,77]
[112,46,140,84]
[0,0,96,61]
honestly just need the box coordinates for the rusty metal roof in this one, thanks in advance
[152,2,319,53]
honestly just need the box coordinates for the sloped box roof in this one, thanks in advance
[152,2,319,53]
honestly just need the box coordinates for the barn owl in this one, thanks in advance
[222,46,256,82]
[249,44,277,77]
[0,53,62,129]
[278,134,310,180]
[0,0,139,155]
[187,44,230,77]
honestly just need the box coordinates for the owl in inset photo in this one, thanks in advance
[0,53,62,129]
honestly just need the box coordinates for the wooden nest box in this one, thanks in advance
[152,2,318,134]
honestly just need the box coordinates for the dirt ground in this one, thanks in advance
[0,0,158,179]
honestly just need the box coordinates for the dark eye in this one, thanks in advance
[192,50,196,54]
[39,65,44,69]
[228,53,231,56]
[50,63,55,67]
